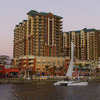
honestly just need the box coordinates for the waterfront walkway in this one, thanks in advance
[0,76,100,84]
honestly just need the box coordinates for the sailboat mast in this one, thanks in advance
[66,41,74,79]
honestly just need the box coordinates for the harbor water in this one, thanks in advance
[0,82,100,100]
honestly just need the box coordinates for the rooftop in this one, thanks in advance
[16,25,19,27]
[27,10,62,18]
[65,28,100,34]
[27,10,39,15]
[23,20,27,22]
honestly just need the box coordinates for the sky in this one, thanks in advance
[0,0,100,58]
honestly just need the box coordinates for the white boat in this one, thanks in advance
[54,42,88,86]
[54,80,88,86]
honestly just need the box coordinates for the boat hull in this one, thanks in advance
[68,82,88,86]
[54,81,88,86]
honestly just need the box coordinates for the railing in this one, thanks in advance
[23,60,27,62]
[23,65,27,67]
[29,60,34,63]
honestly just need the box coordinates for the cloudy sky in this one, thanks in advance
[0,0,100,58]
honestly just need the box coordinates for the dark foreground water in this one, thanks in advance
[0,82,100,100]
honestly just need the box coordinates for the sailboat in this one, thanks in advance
[54,42,88,86]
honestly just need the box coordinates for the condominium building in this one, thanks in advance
[13,10,63,59]
[63,28,100,61]
[13,10,100,77]
[13,10,67,76]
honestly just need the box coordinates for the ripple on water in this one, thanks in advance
[0,82,100,100]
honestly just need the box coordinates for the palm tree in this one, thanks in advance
[59,66,64,76]
[78,63,83,71]
[84,64,90,69]
[84,64,90,77]
[35,71,38,76]
[78,63,83,77]
[59,66,63,71]
[53,66,57,70]
[45,65,49,70]
[45,65,49,75]
[53,66,57,76]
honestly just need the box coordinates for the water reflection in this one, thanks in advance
[0,82,100,100]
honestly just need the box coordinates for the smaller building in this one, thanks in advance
[3,66,19,78]
[63,28,100,61]
[0,65,4,76]
[0,55,19,78]
[14,55,70,78]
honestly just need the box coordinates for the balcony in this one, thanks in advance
[56,42,61,44]
[23,60,27,62]
[40,30,44,32]
[33,53,38,55]
[55,23,62,26]
[55,20,63,23]
[33,24,44,26]
[29,64,34,67]
[38,33,45,36]
[57,39,61,41]
[56,27,63,29]
[34,39,38,41]
[38,39,44,42]
[23,65,27,67]
[38,24,44,26]
[33,30,39,32]
[29,60,34,63]
[34,46,39,49]
[55,29,61,32]
[33,33,38,36]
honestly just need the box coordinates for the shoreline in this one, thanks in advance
[0,77,100,84]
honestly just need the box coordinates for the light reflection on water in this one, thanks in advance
[0,82,100,100]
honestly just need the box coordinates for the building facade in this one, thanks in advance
[63,28,100,61]
[0,55,19,78]
[13,10,100,77]
[13,10,67,76]
[13,10,63,58]
[17,55,69,77]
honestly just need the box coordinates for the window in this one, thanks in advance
[37,59,41,64]
[52,61,55,65]
[47,60,51,65]
[57,60,60,65]
[62,60,65,65]
[42,61,46,65]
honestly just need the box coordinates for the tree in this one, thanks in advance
[45,65,49,71]
[84,64,90,68]
[84,64,90,76]
[45,65,49,75]
[53,66,57,76]
[59,66,64,71]
[78,63,83,71]
[59,66,64,76]
[78,63,83,77]
[53,66,57,70]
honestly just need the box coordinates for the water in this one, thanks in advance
[0,82,100,100]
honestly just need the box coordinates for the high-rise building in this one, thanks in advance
[13,10,67,76]
[13,10,100,77]
[63,28,100,61]
[13,10,63,59]
[14,20,28,58]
